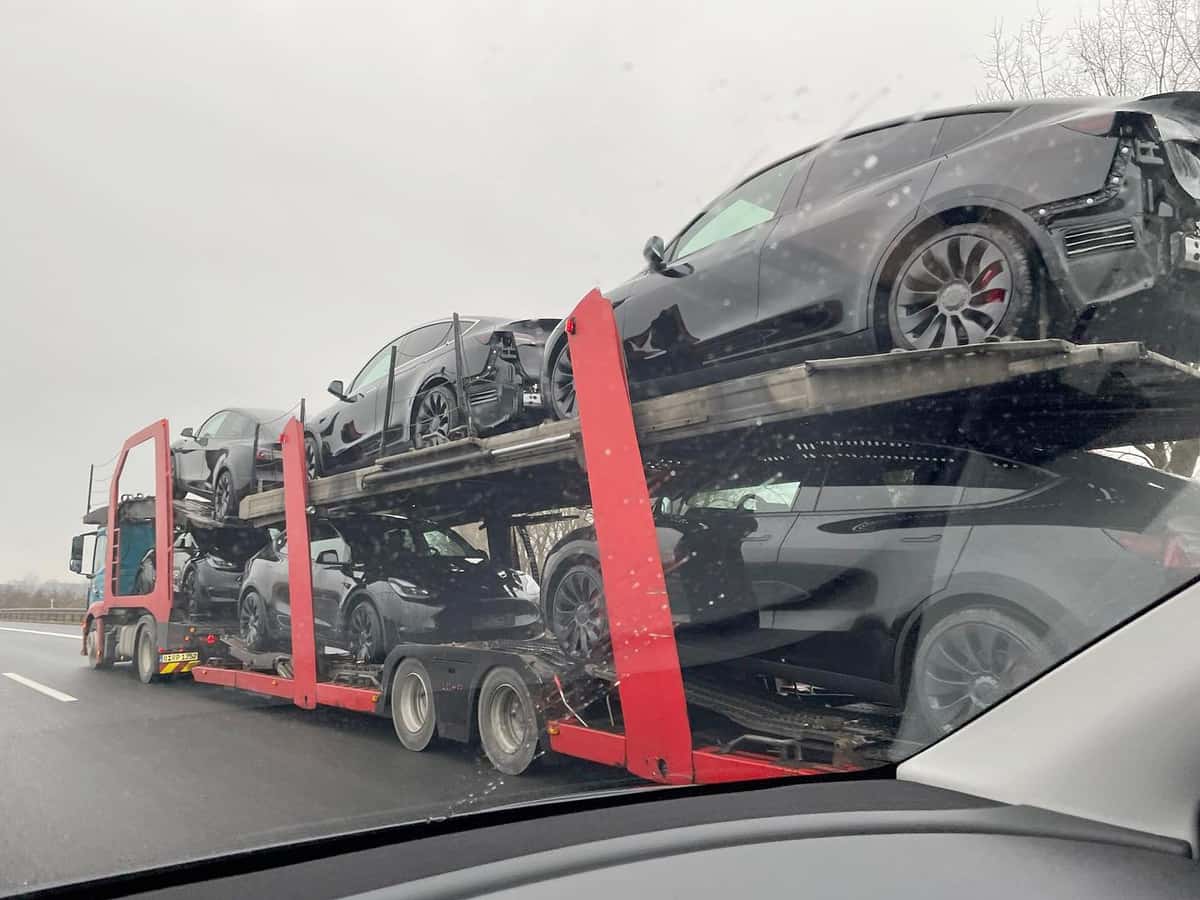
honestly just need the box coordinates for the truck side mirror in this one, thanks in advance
[70,534,85,575]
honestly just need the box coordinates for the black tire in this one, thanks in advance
[181,565,203,618]
[477,666,539,776]
[135,617,160,684]
[546,559,609,660]
[881,224,1036,351]
[546,340,577,420]
[345,598,386,664]
[212,469,236,521]
[909,605,1054,736]
[239,589,270,651]
[85,619,112,670]
[412,383,462,449]
[304,434,322,480]
[391,659,437,751]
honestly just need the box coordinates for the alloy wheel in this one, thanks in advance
[348,604,380,662]
[893,234,1013,349]
[919,619,1038,733]
[549,344,576,419]
[415,390,453,446]
[240,592,265,649]
[305,439,320,480]
[552,566,607,658]
[213,472,234,520]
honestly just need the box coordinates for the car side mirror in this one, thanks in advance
[316,549,340,565]
[643,235,666,271]
[180,427,194,438]
[327,379,349,401]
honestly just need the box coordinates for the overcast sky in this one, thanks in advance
[0,0,1072,580]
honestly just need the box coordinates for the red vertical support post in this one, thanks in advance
[281,417,317,709]
[567,289,694,784]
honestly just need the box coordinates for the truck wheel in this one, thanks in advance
[135,618,160,684]
[86,619,112,670]
[391,659,437,751]
[477,666,539,776]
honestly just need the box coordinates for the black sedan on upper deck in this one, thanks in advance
[543,93,1200,418]
[306,316,557,477]
[172,407,288,520]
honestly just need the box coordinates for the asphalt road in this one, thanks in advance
[0,624,637,893]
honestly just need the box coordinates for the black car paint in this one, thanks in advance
[309,317,557,474]
[542,95,1200,409]
[172,407,288,515]
[540,444,1200,706]
[240,514,542,655]
[177,523,273,614]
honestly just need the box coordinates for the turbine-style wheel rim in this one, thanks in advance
[240,593,264,647]
[305,441,319,479]
[894,234,1013,349]
[550,345,576,418]
[348,605,379,661]
[416,391,452,446]
[552,567,607,658]
[214,473,233,520]
[488,684,528,755]
[398,672,430,733]
[920,620,1038,733]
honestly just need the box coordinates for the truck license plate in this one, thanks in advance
[159,651,199,663]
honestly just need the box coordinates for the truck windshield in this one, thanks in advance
[5,2,1200,894]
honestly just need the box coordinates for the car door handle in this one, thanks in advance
[901,534,942,543]
[744,533,773,542]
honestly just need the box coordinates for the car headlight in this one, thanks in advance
[388,577,431,600]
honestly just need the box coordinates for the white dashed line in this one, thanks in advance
[2,672,77,703]
[0,626,79,640]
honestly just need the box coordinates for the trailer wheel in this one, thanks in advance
[85,619,112,670]
[477,666,539,776]
[391,659,437,751]
[135,618,160,684]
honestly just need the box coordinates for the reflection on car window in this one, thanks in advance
[400,323,452,359]
[422,526,478,557]
[350,343,397,393]
[804,118,941,204]
[817,444,966,510]
[197,410,228,438]
[932,111,1010,156]
[674,156,801,259]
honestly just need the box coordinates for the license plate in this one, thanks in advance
[159,651,199,663]
[522,389,542,407]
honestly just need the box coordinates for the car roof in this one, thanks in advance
[227,407,291,424]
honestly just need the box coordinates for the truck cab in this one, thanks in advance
[69,499,158,605]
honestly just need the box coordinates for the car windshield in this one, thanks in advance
[8,2,1200,893]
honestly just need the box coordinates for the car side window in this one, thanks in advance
[216,412,254,439]
[672,156,802,261]
[421,526,477,557]
[932,112,1010,156]
[804,119,941,205]
[816,445,967,511]
[399,323,452,360]
[197,411,228,439]
[349,342,399,394]
[957,452,1053,504]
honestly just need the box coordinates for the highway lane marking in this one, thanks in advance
[0,626,79,640]
[2,673,78,703]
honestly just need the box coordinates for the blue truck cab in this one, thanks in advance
[70,501,157,605]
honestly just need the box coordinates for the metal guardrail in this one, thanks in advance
[0,608,85,625]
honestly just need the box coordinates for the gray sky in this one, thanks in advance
[0,0,1064,579]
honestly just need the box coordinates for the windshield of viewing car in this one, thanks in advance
[6,1,1200,894]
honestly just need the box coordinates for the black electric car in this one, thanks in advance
[306,316,557,477]
[540,441,1200,733]
[238,513,543,662]
[171,408,289,520]
[543,93,1200,418]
